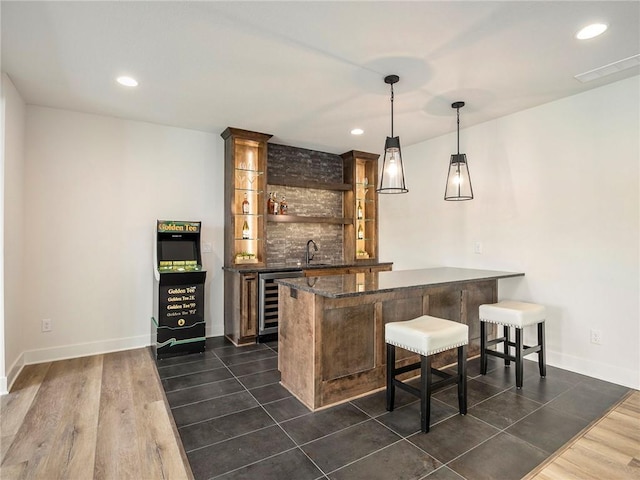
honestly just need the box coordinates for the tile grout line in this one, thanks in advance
[170,386,254,412]
[253,342,413,479]
[390,367,559,478]
[429,381,588,477]
[209,344,331,479]
[323,438,408,477]
[163,343,631,480]
[432,365,633,478]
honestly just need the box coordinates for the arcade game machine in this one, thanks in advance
[152,220,206,359]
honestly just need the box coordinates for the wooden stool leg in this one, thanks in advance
[538,321,546,378]
[386,343,396,411]
[503,325,511,366]
[458,345,467,415]
[421,354,432,433]
[480,320,488,375]
[515,328,523,389]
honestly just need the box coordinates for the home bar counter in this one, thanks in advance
[276,267,524,410]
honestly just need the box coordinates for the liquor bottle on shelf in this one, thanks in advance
[272,192,279,215]
[242,193,250,214]
[242,219,250,239]
[357,200,363,220]
[357,224,364,240]
[267,193,273,215]
[279,195,288,215]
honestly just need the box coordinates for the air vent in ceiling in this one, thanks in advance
[575,54,640,83]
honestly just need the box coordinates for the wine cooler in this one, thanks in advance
[258,270,304,339]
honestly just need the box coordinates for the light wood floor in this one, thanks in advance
[527,390,640,480]
[1,347,638,480]
[1,348,192,480]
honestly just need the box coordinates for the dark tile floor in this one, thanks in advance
[157,337,631,480]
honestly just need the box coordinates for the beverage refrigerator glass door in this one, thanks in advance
[258,270,304,337]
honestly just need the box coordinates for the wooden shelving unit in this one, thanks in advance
[223,130,382,345]
[222,128,272,346]
[341,150,380,263]
[222,127,272,268]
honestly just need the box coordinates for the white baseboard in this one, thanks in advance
[542,349,639,390]
[23,335,150,367]
[5,351,25,394]
[3,333,230,394]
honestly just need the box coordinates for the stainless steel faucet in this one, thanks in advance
[305,239,318,265]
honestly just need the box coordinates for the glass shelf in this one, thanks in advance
[235,187,264,194]
[234,167,264,175]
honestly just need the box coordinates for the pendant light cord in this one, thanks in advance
[390,83,395,137]
[457,105,460,155]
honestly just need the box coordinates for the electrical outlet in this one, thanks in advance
[42,318,52,332]
[474,241,483,254]
[590,329,602,345]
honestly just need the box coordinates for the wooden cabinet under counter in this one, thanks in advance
[277,267,524,411]
[223,270,258,345]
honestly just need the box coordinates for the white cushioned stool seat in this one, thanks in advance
[385,315,468,433]
[479,300,546,329]
[479,300,547,389]
[385,315,469,356]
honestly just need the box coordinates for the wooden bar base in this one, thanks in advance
[278,274,503,411]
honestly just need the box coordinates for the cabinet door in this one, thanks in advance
[240,273,258,338]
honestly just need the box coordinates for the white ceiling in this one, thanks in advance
[2,1,639,154]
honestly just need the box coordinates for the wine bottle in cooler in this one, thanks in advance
[357,224,364,240]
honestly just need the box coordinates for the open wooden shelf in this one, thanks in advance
[267,214,352,225]
[268,177,352,191]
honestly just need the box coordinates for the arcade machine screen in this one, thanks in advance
[158,239,199,271]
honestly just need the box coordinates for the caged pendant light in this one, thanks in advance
[377,75,408,194]
[444,101,474,201]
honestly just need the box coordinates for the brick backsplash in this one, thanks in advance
[268,143,343,183]
[267,186,342,217]
[266,144,344,265]
[266,223,343,265]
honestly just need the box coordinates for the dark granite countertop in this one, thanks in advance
[276,266,524,298]
[222,261,393,274]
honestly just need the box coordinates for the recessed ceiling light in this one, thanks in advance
[116,76,138,87]
[576,23,608,40]
[351,128,364,135]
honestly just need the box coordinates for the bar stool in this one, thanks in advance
[386,315,468,433]
[479,300,546,389]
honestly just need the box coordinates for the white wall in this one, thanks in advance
[20,106,225,367]
[380,76,640,389]
[2,74,27,392]
[6,76,638,391]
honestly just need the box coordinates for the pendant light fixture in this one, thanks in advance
[377,74,408,194]
[444,101,473,201]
